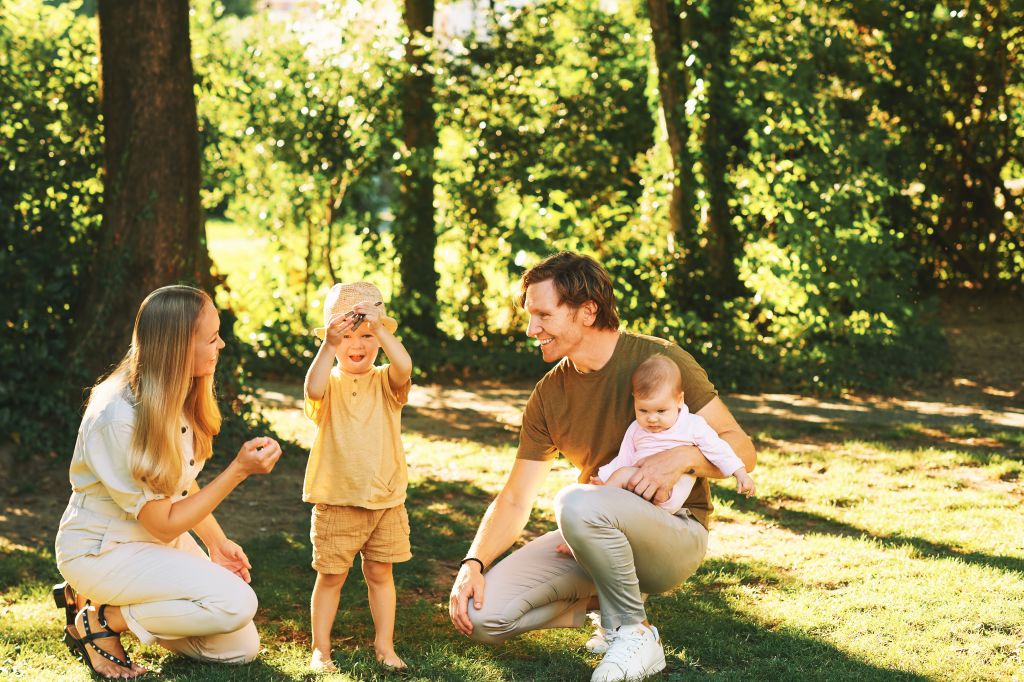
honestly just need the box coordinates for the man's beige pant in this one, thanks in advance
[59,530,259,663]
[468,484,708,643]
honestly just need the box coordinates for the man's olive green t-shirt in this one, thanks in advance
[517,331,718,528]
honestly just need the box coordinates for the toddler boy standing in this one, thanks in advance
[303,282,413,672]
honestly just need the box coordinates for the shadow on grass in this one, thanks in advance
[653,557,931,681]
[0,545,56,594]
[720,489,1024,576]
[404,405,518,446]
[748,412,1023,466]
[732,394,1023,431]
[150,655,302,681]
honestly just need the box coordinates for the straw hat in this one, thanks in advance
[313,281,398,339]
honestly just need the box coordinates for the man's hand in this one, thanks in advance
[627,445,702,504]
[449,563,485,636]
[209,538,252,583]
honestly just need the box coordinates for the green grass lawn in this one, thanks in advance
[2,381,1022,681]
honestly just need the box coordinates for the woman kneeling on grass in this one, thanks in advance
[53,285,283,678]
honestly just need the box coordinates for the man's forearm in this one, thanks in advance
[467,494,533,567]
[717,426,756,473]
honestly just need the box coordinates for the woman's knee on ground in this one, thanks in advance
[219,623,261,664]
[171,621,261,664]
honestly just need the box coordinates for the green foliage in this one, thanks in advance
[0,1,102,453]
[193,0,404,376]
[436,0,654,342]
[6,0,1022,457]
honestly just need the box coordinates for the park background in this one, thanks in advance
[1,0,1022,679]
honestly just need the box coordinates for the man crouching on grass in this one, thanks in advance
[448,251,756,682]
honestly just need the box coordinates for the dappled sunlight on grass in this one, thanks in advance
[3,379,1023,679]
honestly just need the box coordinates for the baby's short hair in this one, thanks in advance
[631,354,683,399]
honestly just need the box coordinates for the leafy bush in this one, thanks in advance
[0,2,102,453]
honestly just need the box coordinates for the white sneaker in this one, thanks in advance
[590,623,666,682]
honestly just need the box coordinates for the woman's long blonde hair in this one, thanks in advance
[90,285,222,495]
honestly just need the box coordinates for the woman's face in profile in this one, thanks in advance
[191,301,226,378]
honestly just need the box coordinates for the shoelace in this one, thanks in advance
[600,628,647,667]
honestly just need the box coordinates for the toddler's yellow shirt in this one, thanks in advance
[303,364,410,508]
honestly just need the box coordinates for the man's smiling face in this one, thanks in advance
[524,279,590,363]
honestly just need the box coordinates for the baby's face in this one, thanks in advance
[633,385,683,433]
[335,328,381,375]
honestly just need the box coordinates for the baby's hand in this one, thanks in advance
[734,470,756,497]
[589,476,603,486]
[555,543,575,558]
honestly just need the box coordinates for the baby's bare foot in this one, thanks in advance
[555,543,575,557]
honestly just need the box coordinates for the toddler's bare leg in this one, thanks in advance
[310,570,348,661]
[362,560,405,669]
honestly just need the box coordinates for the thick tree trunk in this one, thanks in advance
[396,0,440,338]
[702,0,743,299]
[75,0,212,378]
[647,0,701,309]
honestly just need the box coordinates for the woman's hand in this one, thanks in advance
[233,437,283,476]
[209,538,252,583]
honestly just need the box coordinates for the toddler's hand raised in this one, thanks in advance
[350,301,383,333]
[324,312,354,347]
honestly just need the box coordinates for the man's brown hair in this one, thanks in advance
[632,354,683,399]
[517,251,620,330]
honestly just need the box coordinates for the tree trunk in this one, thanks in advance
[396,0,439,338]
[75,0,212,378]
[702,0,744,299]
[647,0,702,311]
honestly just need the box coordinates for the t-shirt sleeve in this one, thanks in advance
[83,420,166,518]
[382,364,411,407]
[666,345,717,413]
[516,388,558,461]
[304,372,334,424]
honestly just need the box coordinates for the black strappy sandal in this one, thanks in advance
[63,601,134,677]
[52,581,77,626]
